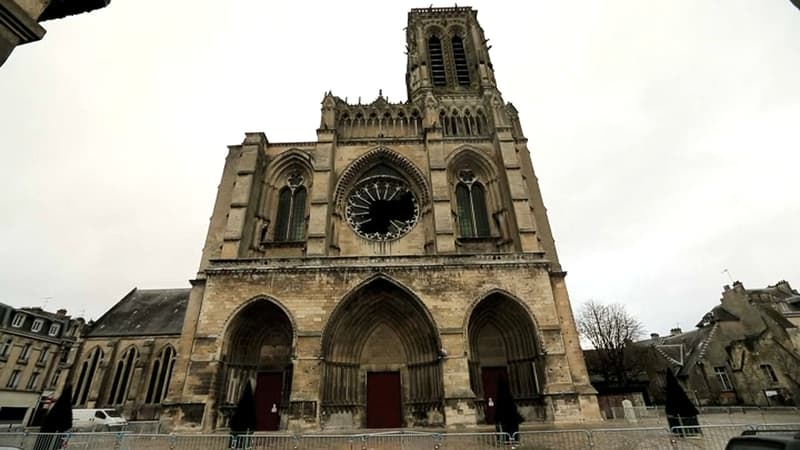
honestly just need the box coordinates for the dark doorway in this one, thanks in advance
[367,371,402,428]
[255,372,283,431]
[481,366,508,425]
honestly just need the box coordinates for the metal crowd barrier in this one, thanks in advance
[0,423,797,450]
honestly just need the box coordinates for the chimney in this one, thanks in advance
[670,327,682,336]
[650,333,660,339]
[56,309,67,317]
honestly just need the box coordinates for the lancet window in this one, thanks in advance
[273,171,307,242]
[455,170,491,237]
[107,346,138,405]
[428,36,447,86]
[145,345,176,404]
[73,347,103,406]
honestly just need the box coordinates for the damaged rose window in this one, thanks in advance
[345,177,419,241]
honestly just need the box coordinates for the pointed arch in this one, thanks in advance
[451,35,470,85]
[333,146,430,214]
[220,297,295,428]
[465,290,544,421]
[145,344,176,404]
[107,345,138,405]
[427,35,447,86]
[73,346,103,406]
[319,275,444,427]
[262,150,313,244]
[447,146,499,239]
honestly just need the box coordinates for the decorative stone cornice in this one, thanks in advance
[206,252,551,275]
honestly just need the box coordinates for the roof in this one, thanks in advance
[39,0,111,21]
[641,325,716,376]
[87,288,189,337]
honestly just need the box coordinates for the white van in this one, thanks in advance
[71,409,127,431]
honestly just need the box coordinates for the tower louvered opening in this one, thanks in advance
[428,37,447,86]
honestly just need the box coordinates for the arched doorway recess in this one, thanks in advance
[467,292,544,424]
[320,277,444,428]
[221,299,294,431]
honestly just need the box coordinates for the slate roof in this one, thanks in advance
[640,325,717,377]
[87,288,189,337]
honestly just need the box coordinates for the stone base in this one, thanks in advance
[546,393,603,424]
[160,403,207,432]
[443,397,477,428]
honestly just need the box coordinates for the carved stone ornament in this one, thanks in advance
[345,177,419,241]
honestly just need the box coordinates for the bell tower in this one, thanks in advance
[405,6,498,102]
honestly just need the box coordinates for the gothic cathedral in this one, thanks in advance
[163,6,600,431]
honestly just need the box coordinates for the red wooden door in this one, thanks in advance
[367,371,402,428]
[255,372,283,431]
[481,366,508,425]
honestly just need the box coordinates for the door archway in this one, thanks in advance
[221,298,294,431]
[467,292,544,424]
[320,276,444,428]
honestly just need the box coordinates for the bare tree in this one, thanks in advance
[577,300,644,385]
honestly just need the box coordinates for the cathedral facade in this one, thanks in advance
[162,6,600,431]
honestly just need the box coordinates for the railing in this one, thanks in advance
[602,405,800,425]
[0,424,797,449]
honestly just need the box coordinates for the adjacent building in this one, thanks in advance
[0,304,83,426]
[642,281,800,407]
[68,288,188,421]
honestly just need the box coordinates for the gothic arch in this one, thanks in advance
[261,150,314,243]
[220,296,298,358]
[219,296,295,429]
[465,291,544,423]
[461,288,544,351]
[319,275,444,427]
[107,345,138,406]
[333,146,431,214]
[446,146,502,240]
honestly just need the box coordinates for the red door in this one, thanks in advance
[367,371,402,428]
[255,372,283,431]
[481,366,508,425]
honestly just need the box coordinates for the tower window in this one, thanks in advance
[273,172,307,242]
[455,170,491,238]
[451,36,470,85]
[428,36,447,86]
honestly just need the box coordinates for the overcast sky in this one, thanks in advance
[1,1,798,338]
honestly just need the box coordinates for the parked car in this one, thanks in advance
[72,409,127,431]
[726,429,800,449]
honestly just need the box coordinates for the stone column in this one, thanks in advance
[439,331,477,428]
[286,335,322,432]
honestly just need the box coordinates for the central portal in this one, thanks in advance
[320,277,444,428]
[367,371,402,428]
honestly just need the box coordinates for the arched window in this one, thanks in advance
[451,36,470,85]
[73,347,103,406]
[107,347,137,405]
[146,346,176,404]
[455,170,490,237]
[273,171,307,242]
[428,36,447,86]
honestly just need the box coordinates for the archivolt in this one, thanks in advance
[333,147,431,214]
[321,275,440,363]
